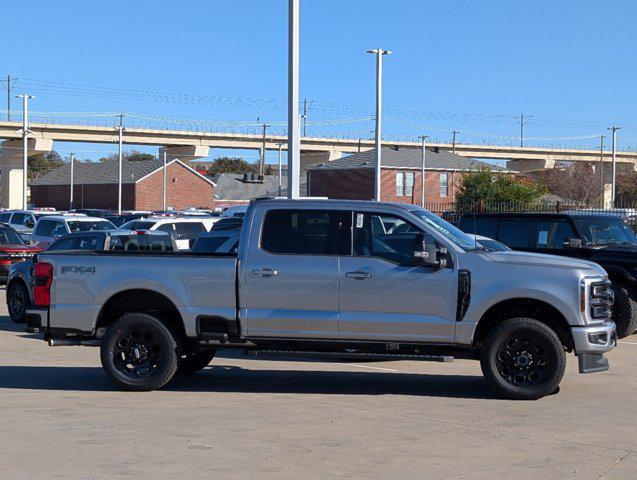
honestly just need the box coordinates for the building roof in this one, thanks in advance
[209,173,288,200]
[309,146,508,172]
[32,158,215,186]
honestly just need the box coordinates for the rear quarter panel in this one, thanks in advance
[41,252,237,337]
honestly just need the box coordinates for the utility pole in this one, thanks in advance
[599,135,605,206]
[418,135,428,207]
[277,143,283,196]
[69,152,75,210]
[16,94,34,210]
[260,123,269,176]
[287,0,301,199]
[609,126,620,207]
[366,48,392,201]
[117,113,124,215]
[5,75,17,122]
[301,98,313,137]
[519,113,533,147]
[162,147,167,210]
[451,130,459,154]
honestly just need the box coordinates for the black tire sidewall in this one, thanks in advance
[100,313,179,391]
[8,282,28,323]
[481,318,566,400]
[611,283,637,338]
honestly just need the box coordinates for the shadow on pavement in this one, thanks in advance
[0,364,497,399]
[0,314,26,333]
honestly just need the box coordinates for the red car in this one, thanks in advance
[0,225,41,284]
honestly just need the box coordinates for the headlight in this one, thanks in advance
[580,277,613,324]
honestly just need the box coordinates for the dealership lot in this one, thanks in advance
[0,290,636,479]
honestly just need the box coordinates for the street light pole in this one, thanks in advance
[287,0,300,199]
[609,126,620,207]
[69,152,75,210]
[162,147,167,210]
[366,48,392,201]
[16,94,34,210]
[418,135,428,207]
[117,113,124,215]
[277,143,283,196]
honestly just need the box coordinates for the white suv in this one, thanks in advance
[0,209,59,240]
[31,215,116,248]
[119,215,214,250]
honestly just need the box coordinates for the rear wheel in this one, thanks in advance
[177,350,216,375]
[8,282,29,323]
[610,283,637,338]
[481,318,566,400]
[100,313,179,391]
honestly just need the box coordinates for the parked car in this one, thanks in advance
[0,209,59,241]
[219,204,248,219]
[458,211,637,337]
[119,215,214,249]
[7,230,175,323]
[68,209,116,218]
[210,216,243,231]
[191,229,240,253]
[105,212,151,227]
[0,224,41,285]
[30,215,116,249]
[26,199,616,400]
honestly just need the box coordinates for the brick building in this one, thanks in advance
[31,158,215,211]
[307,146,507,205]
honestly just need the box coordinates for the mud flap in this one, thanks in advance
[578,353,609,373]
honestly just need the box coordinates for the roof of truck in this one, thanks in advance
[458,211,622,221]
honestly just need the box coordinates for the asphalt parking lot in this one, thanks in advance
[1,290,637,479]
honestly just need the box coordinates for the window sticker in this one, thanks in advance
[356,213,364,228]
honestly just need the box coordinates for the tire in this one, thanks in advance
[610,283,637,338]
[177,350,216,375]
[100,313,179,391]
[7,282,29,323]
[480,318,566,400]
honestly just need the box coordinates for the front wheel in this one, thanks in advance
[100,313,179,391]
[610,283,637,338]
[480,318,566,400]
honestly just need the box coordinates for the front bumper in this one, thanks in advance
[571,321,617,374]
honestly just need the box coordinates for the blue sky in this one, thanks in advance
[2,0,636,162]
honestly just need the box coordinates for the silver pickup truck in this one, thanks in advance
[26,199,617,400]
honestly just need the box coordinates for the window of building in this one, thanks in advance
[405,172,414,197]
[396,172,404,196]
[439,173,449,198]
[261,209,340,255]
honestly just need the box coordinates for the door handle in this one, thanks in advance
[252,268,278,277]
[345,271,372,279]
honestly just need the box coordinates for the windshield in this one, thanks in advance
[574,218,637,246]
[410,208,480,251]
[67,220,115,232]
[0,228,24,245]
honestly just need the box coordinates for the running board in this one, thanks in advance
[246,349,454,362]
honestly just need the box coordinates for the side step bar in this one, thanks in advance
[246,349,454,362]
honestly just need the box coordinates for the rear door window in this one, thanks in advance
[176,222,206,240]
[261,209,341,255]
[0,213,12,223]
[534,220,577,249]
[77,236,99,250]
[50,237,77,250]
[51,221,69,238]
[497,220,531,248]
[459,217,497,238]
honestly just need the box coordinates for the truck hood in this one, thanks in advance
[483,250,602,272]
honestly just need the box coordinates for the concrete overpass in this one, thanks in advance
[1,120,636,208]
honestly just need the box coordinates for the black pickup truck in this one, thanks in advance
[458,212,637,338]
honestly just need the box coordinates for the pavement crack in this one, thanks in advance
[597,452,631,479]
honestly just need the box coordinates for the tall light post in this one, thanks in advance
[277,143,283,196]
[418,135,428,207]
[117,113,124,214]
[366,48,392,201]
[609,126,620,207]
[287,0,300,199]
[69,152,75,210]
[161,147,167,210]
[16,94,34,209]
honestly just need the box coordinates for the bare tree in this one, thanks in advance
[536,162,602,205]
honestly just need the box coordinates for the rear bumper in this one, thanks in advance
[25,308,47,334]
[571,321,617,374]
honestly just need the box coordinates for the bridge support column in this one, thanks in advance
[0,138,53,209]
[160,145,210,163]
[506,158,555,173]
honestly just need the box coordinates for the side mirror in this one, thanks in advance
[566,237,582,249]
[25,220,34,228]
[414,233,448,268]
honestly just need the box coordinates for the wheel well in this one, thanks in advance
[95,289,186,341]
[474,298,574,351]
[7,278,28,294]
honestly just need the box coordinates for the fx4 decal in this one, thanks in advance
[60,265,96,276]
